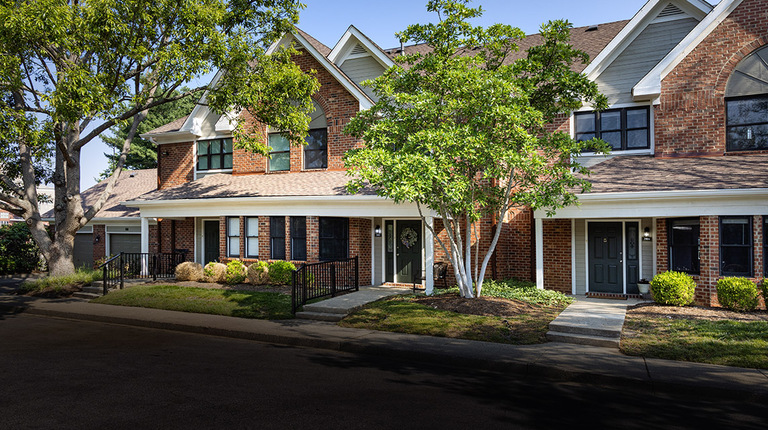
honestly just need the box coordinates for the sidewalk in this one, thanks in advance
[1,285,766,400]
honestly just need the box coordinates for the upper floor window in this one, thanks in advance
[725,45,768,152]
[268,100,328,172]
[575,107,650,152]
[268,134,291,172]
[304,129,327,169]
[197,138,233,171]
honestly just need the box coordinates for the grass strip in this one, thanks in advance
[92,284,293,320]
[19,269,100,294]
[621,316,768,369]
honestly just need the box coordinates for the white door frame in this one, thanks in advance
[585,219,642,295]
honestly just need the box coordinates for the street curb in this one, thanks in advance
[18,304,768,402]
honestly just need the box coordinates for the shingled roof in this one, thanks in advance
[131,170,375,202]
[144,115,188,135]
[583,154,768,194]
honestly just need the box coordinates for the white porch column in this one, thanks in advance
[141,216,150,253]
[535,217,544,289]
[424,215,435,295]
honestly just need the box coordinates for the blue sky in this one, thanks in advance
[80,0,667,189]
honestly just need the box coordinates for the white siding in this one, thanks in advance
[641,218,654,280]
[597,18,698,105]
[574,219,587,295]
[339,56,385,102]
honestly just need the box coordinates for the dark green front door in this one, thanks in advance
[396,220,422,283]
[204,220,220,264]
[588,222,623,293]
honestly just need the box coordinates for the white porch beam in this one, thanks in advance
[535,217,544,290]
[140,216,149,254]
[424,216,435,295]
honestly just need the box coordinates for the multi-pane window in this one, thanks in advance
[197,138,233,171]
[575,107,650,151]
[319,217,348,261]
[668,218,700,274]
[725,95,768,151]
[268,134,290,172]
[270,216,286,260]
[720,216,752,277]
[227,217,240,258]
[304,129,327,169]
[290,216,307,261]
[246,217,259,258]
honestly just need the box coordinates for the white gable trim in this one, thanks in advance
[582,0,711,82]
[268,30,374,111]
[328,25,395,70]
[633,0,743,100]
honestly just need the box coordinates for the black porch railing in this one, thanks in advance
[292,256,359,314]
[98,252,187,295]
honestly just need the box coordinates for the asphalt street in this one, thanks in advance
[0,311,765,429]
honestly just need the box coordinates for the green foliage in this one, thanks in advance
[716,277,760,312]
[650,271,696,306]
[247,260,270,285]
[268,260,296,285]
[225,260,247,285]
[761,279,768,303]
[479,279,574,307]
[203,262,227,283]
[343,0,607,298]
[19,269,99,294]
[0,222,39,274]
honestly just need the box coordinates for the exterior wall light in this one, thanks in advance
[643,227,652,241]
[374,225,382,237]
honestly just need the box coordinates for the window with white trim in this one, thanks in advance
[197,138,233,171]
[725,45,768,152]
[227,217,240,258]
[720,216,752,277]
[246,217,259,258]
[575,107,650,151]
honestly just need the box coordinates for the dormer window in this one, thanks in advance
[725,46,768,152]
[575,107,650,152]
[197,138,233,171]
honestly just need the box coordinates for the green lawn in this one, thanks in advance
[621,316,768,369]
[339,295,566,345]
[92,285,293,320]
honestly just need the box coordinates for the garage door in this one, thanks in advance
[73,233,94,269]
[109,234,141,255]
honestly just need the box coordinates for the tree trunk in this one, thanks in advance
[47,238,76,277]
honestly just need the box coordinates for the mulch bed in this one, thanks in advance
[412,293,550,317]
[627,302,768,322]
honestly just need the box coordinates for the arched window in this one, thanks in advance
[725,45,768,151]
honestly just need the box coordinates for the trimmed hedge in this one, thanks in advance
[247,261,270,285]
[650,271,695,306]
[203,262,227,283]
[225,260,247,285]
[761,279,768,304]
[716,277,760,312]
[268,260,296,285]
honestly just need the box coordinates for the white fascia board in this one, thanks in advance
[180,70,225,133]
[633,0,741,100]
[328,25,395,69]
[142,130,200,145]
[288,30,373,110]
[534,188,768,219]
[41,216,141,224]
[124,196,432,218]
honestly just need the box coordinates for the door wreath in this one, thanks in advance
[400,227,418,248]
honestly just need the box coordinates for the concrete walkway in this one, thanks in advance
[547,297,646,348]
[1,280,766,400]
[297,285,413,321]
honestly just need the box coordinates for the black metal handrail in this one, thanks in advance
[97,251,187,295]
[292,256,359,314]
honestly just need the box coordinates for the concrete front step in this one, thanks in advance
[546,330,621,348]
[302,304,351,315]
[73,292,102,300]
[295,311,345,322]
[82,286,104,295]
[548,321,622,338]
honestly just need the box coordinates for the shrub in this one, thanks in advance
[0,222,40,275]
[247,261,270,285]
[268,260,296,285]
[650,271,696,306]
[761,279,768,304]
[717,277,760,312]
[175,262,204,282]
[480,279,573,307]
[225,260,247,285]
[203,262,227,283]
[19,269,99,294]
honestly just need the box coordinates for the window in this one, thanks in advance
[304,129,327,169]
[268,133,290,172]
[270,216,286,260]
[725,45,768,151]
[246,217,259,258]
[319,217,348,261]
[227,217,240,258]
[575,107,650,151]
[197,138,233,171]
[720,216,752,277]
[668,218,700,275]
[290,217,306,261]
[725,95,768,151]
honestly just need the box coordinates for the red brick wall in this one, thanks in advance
[655,0,768,156]
[350,218,372,285]
[542,219,571,293]
[157,142,194,189]
[156,218,194,259]
[92,224,106,264]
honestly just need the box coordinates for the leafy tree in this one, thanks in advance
[0,0,319,276]
[344,0,607,298]
[99,89,197,179]
[0,222,40,274]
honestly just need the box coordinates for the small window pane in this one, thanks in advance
[727,97,768,126]
[223,138,233,153]
[223,153,233,169]
[211,154,222,169]
[626,109,648,129]
[721,247,751,275]
[269,134,290,152]
[198,156,208,170]
[627,129,649,149]
[721,219,749,245]
[247,218,259,236]
[727,124,768,151]
[576,132,595,143]
[602,131,622,149]
[305,129,327,150]
[600,111,621,131]
[575,113,595,133]
[247,237,259,257]
[211,140,221,154]
[197,141,209,155]
[228,237,239,255]
[228,217,240,233]
[270,153,290,171]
